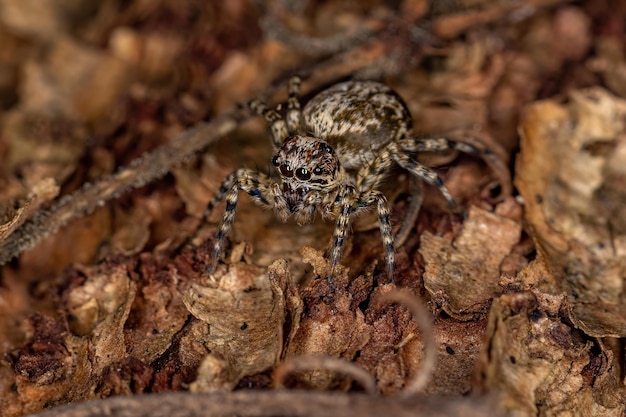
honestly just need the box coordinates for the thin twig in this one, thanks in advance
[0,116,240,265]
[25,390,505,417]
[432,0,571,39]
[379,289,436,396]
[0,33,404,265]
[260,1,385,56]
[273,354,379,395]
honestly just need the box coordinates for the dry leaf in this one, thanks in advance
[420,205,522,320]
[516,87,626,336]
[285,247,371,391]
[478,292,623,416]
[183,260,291,390]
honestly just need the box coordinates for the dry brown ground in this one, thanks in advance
[0,1,625,416]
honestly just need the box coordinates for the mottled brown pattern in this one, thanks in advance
[199,77,495,281]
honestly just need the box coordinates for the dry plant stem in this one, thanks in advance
[0,117,239,265]
[260,2,386,56]
[380,289,436,396]
[25,391,504,417]
[0,38,405,265]
[431,0,572,39]
[273,355,379,395]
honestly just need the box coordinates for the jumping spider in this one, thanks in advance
[201,77,487,281]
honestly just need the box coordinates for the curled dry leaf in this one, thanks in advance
[516,87,626,337]
[184,258,301,391]
[107,205,152,256]
[63,264,137,372]
[478,292,624,416]
[2,262,136,417]
[420,205,522,320]
[0,177,59,241]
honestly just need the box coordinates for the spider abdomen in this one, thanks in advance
[302,81,412,170]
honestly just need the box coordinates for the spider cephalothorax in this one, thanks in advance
[200,77,490,281]
[273,135,342,190]
[272,135,344,221]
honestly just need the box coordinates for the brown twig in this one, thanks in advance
[0,117,238,265]
[379,289,436,396]
[432,0,571,39]
[259,0,386,56]
[273,354,379,395]
[25,390,505,417]
[273,289,435,397]
[0,33,406,266]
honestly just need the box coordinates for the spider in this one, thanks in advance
[200,77,486,281]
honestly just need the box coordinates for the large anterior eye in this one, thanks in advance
[295,167,311,180]
[280,164,293,177]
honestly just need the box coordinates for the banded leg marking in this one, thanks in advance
[249,99,289,149]
[393,152,457,208]
[286,76,303,134]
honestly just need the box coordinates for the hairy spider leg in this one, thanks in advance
[249,99,289,149]
[286,76,303,134]
[329,185,354,283]
[392,151,457,208]
[342,141,422,248]
[401,135,512,198]
[398,137,484,155]
[396,135,497,208]
[203,168,281,272]
[327,184,396,282]
[393,176,423,247]
[357,189,396,278]
[343,143,409,280]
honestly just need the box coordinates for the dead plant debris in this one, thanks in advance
[0,1,625,416]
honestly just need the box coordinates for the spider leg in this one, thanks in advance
[400,135,513,198]
[203,168,281,272]
[355,145,395,193]
[351,143,422,245]
[357,189,396,281]
[393,176,423,247]
[328,185,355,283]
[393,152,457,208]
[249,98,289,149]
[398,137,482,155]
[286,76,303,134]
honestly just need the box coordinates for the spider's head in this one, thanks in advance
[272,135,342,198]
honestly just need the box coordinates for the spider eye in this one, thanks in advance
[321,143,333,154]
[313,166,323,175]
[295,167,311,180]
[280,164,293,177]
[272,155,280,166]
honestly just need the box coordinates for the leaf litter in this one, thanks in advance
[0,1,625,416]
